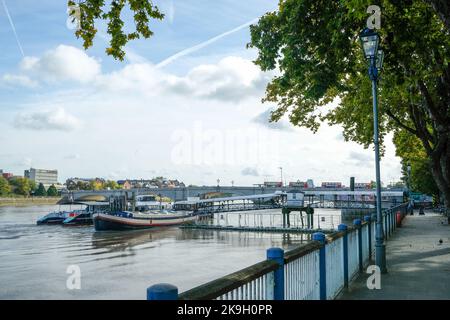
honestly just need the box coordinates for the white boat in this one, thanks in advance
[93,210,197,231]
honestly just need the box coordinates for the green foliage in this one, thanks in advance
[47,185,59,197]
[0,176,11,196]
[68,0,164,60]
[9,177,33,196]
[35,183,47,197]
[395,130,439,196]
[249,0,450,207]
[104,180,119,189]
[89,180,103,190]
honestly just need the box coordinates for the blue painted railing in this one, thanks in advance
[147,203,408,300]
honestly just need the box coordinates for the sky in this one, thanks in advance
[0,0,403,186]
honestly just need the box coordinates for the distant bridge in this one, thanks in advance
[62,186,405,209]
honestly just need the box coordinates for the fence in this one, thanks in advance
[147,203,408,300]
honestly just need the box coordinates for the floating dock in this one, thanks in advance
[180,224,334,234]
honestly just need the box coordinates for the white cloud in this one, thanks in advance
[252,108,293,131]
[2,74,38,88]
[241,167,259,176]
[14,108,81,131]
[164,56,270,102]
[8,45,101,85]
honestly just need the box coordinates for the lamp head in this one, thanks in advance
[359,28,380,59]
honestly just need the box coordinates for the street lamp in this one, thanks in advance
[407,162,412,195]
[359,28,387,273]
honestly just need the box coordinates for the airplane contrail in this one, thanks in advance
[2,0,25,57]
[156,17,259,68]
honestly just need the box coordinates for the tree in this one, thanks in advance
[104,180,119,190]
[47,185,59,197]
[9,177,33,196]
[35,183,47,197]
[89,180,104,190]
[248,0,450,214]
[68,0,164,60]
[0,176,11,196]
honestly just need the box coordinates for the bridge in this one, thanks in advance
[62,186,405,208]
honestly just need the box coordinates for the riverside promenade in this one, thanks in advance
[340,212,450,299]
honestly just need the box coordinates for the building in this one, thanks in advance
[355,182,371,189]
[321,182,343,188]
[117,180,132,190]
[24,168,58,186]
[288,181,307,188]
[264,181,282,187]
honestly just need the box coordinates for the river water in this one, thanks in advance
[0,205,341,299]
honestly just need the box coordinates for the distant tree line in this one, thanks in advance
[0,176,59,197]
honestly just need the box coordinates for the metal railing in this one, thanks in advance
[147,203,408,300]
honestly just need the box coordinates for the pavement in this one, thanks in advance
[339,212,450,300]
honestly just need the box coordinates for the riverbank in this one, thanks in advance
[0,197,61,207]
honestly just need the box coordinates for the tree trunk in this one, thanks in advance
[429,138,450,221]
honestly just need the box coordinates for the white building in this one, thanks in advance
[24,168,58,187]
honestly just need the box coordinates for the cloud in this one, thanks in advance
[14,108,81,131]
[241,167,259,176]
[164,56,270,102]
[7,45,101,85]
[252,108,292,131]
[2,74,38,88]
[348,151,373,167]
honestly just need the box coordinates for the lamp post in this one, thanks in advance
[359,28,387,273]
[279,167,283,187]
[406,162,412,196]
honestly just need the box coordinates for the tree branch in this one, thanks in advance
[385,109,418,135]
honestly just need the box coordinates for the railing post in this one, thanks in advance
[353,219,363,272]
[364,215,372,261]
[147,283,178,300]
[312,232,326,300]
[338,224,349,288]
[266,247,284,300]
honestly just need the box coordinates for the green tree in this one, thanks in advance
[0,176,11,196]
[9,177,33,196]
[47,185,59,197]
[248,0,450,213]
[89,180,104,190]
[35,183,47,197]
[68,0,164,60]
[104,180,119,190]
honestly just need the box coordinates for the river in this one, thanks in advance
[0,205,341,299]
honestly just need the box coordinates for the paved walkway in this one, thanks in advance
[339,213,450,299]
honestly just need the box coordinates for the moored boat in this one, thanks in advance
[37,210,83,225]
[93,211,197,231]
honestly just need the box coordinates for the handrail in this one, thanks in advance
[284,241,323,264]
[178,260,278,300]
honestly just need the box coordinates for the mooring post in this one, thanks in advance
[147,283,178,300]
[364,215,372,261]
[338,224,349,288]
[312,232,326,300]
[266,247,285,300]
[353,219,363,272]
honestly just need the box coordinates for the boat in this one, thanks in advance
[93,210,197,231]
[37,197,110,225]
[36,210,80,225]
